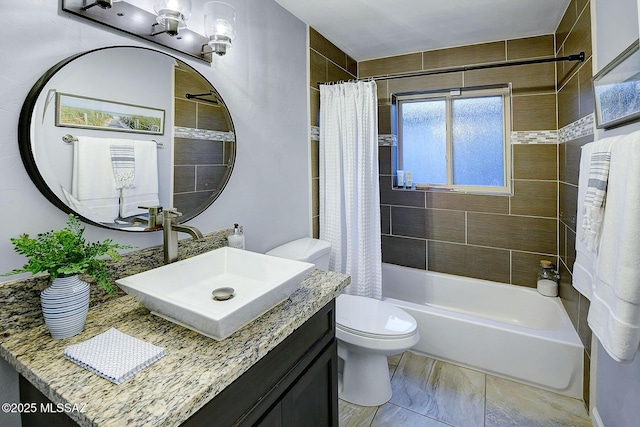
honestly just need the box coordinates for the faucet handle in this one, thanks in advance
[139,205,163,215]
[163,208,182,218]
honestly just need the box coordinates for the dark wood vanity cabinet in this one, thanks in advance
[20,300,339,427]
[184,300,338,427]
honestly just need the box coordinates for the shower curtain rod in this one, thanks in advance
[318,52,585,85]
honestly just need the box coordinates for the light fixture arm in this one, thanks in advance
[81,0,113,11]
[150,23,170,37]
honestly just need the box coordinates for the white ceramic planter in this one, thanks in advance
[41,275,90,339]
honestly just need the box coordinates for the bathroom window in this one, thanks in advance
[396,85,511,194]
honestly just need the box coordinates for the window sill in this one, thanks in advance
[392,185,511,196]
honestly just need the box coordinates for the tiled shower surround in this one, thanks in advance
[309,0,593,406]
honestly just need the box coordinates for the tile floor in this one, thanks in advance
[339,351,592,427]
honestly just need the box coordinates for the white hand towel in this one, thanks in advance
[64,328,165,384]
[120,140,160,218]
[72,137,120,223]
[573,141,597,300]
[588,130,640,363]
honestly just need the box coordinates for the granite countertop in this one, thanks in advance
[0,231,350,426]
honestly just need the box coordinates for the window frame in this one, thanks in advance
[394,84,512,195]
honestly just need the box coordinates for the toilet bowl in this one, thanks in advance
[265,237,419,406]
[335,293,419,406]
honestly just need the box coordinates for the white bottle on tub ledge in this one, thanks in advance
[227,223,245,249]
[537,260,558,297]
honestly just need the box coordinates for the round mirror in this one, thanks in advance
[18,46,235,231]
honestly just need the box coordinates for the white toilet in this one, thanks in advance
[265,237,419,406]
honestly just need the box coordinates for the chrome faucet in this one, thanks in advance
[162,208,204,264]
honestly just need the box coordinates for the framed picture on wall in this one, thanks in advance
[55,92,165,135]
[593,39,640,129]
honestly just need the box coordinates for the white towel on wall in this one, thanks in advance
[588,130,640,363]
[71,136,120,223]
[120,140,160,218]
[573,141,597,301]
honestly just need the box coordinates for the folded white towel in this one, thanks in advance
[573,141,597,300]
[72,137,120,223]
[589,130,640,362]
[581,136,618,252]
[120,141,160,218]
[64,328,166,384]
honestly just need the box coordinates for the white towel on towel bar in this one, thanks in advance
[71,136,120,223]
[120,140,160,218]
[588,130,640,363]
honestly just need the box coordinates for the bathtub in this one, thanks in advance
[382,263,584,399]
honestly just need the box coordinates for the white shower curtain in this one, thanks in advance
[319,81,382,299]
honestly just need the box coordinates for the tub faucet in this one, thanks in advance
[162,208,204,264]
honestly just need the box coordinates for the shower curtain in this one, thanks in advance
[319,81,382,299]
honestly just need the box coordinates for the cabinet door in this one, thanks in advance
[281,340,338,427]
[255,402,282,427]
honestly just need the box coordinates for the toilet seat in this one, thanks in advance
[336,323,417,340]
[336,294,417,338]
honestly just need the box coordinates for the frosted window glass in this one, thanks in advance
[451,96,504,186]
[401,100,446,184]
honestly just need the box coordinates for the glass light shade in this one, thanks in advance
[153,0,192,36]
[204,1,236,56]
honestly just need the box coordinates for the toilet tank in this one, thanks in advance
[265,238,331,270]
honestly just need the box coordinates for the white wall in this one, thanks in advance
[0,1,308,425]
[592,1,640,426]
[0,0,309,275]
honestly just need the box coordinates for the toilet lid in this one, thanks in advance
[336,294,417,338]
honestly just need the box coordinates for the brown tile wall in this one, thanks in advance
[368,35,558,287]
[174,66,233,215]
[310,1,593,405]
[556,0,593,408]
[309,28,357,237]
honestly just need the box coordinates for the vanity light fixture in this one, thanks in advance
[204,2,236,56]
[61,0,237,64]
[152,0,192,37]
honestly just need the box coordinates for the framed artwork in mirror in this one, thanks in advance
[55,92,165,135]
[593,39,640,129]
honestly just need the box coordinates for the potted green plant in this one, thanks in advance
[4,214,133,339]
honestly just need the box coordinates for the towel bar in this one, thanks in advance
[61,134,164,147]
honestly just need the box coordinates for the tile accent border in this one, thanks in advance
[559,113,595,143]
[311,125,320,141]
[312,115,596,145]
[311,127,397,146]
[378,134,397,146]
[175,127,236,141]
[511,130,558,144]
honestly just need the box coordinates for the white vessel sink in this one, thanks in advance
[116,247,314,340]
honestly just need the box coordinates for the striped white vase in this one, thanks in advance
[41,275,90,339]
